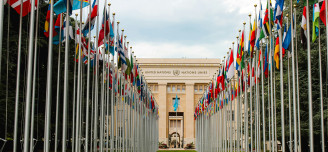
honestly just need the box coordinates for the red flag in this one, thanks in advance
[320,0,326,26]
[8,0,38,17]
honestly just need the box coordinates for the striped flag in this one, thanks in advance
[8,0,37,17]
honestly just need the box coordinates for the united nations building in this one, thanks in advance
[138,58,222,148]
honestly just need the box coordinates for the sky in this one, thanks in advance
[74,0,264,59]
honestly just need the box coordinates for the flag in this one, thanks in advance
[98,7,111,47]
[227,48,234,79]
[81,0,97,36]
[274,36,281,69]
[264,45,269,78]
[312,3,320,42]
[62,20,74,42]
[282,23,292,50]
[72,0,89,10]
[248,22,252,56]
[251,59,255,85]
[109,20,115,55]
[301,6,307,48]
[274,0,284,30]
[256,4,262,49]
[250,19,256,51]
[54,0,72,15]
[257,49,261,78]
[261,2,273,38]
[44,3,51,37]
[8,0,37,17]
[320,0,326,26]
[236,31,244,70]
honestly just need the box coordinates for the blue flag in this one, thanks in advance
[173,94,179,112]
[282,24,292,50]
[54,0,72,15]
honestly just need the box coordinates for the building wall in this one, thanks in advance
[138,58,222,147]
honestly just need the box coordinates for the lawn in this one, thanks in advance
[157,150,196,152]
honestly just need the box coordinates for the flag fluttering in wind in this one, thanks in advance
[312,3,320,42]
[274,0,284,30]
[227,48,234,79]
[173,95,179,112]
[81,0,98,36]
[301,6,307,48]
[8,0,37,17]
[320,0,326,26]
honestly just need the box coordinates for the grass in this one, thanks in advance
[157,150,196,152]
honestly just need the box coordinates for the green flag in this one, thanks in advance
[312,3,320,42]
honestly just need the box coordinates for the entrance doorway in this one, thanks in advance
[168,112,184,148]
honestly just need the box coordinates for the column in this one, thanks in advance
[185,83,195,145]
[158,82,167,144]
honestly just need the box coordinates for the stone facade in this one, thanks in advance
[138,58,222,147]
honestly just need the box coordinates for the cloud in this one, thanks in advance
[74,0,268,58]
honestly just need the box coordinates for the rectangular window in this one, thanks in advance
[194,86,198,92]
[199,85,203,93]
[182,85,185,92]
[172,85,176,92]
[167,85,171,92]
[177,85,181,92]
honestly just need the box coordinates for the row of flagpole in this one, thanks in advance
[0,0,159,151]
[195,0,328,151]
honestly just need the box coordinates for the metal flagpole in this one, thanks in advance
[286,16,293,152]
[318,14,325,152]
[62,0,71,149]
[29,0,40,150]
[85,0,92,151]
[94,0,100,149]
[294,4,302,152]
[13,0,24,150]
[261,39,266,152]
[72,13,78,152]
[75,2,84,150]
[305,0,314,151]
[0,0,4,82]
[278,18,285,152]
[22,0,37,149]
[55,14,63,152]
[44,0,55,150]
[290,3,298,151]
[111,13,116,152]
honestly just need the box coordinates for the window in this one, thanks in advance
[199,85,203,93]
[194,86,198,92]
[167,85,171,92]
[177,85,181,92]
[182,86,185,92]
[172,85,176,92]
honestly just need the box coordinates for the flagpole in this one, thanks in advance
[85,1,93,151]
[54,14,63,152]
[305,0,314,151]
[286,15,293,152]
[293,4,302,152]
[289,2,298,152]
[318,13,325,152]
[0,0,4,83]
[72,13,78,152]
[13,0,24,150]
[29,0,40,150]
[22,0,37,149]
[62,0,72,150]
[261,37,266,152]
[278,19,285,152]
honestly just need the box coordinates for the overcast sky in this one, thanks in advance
[75,0,265,59]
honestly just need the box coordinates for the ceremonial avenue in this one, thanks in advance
[1,0,328,152]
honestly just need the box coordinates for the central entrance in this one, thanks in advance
[168,112,184,148]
